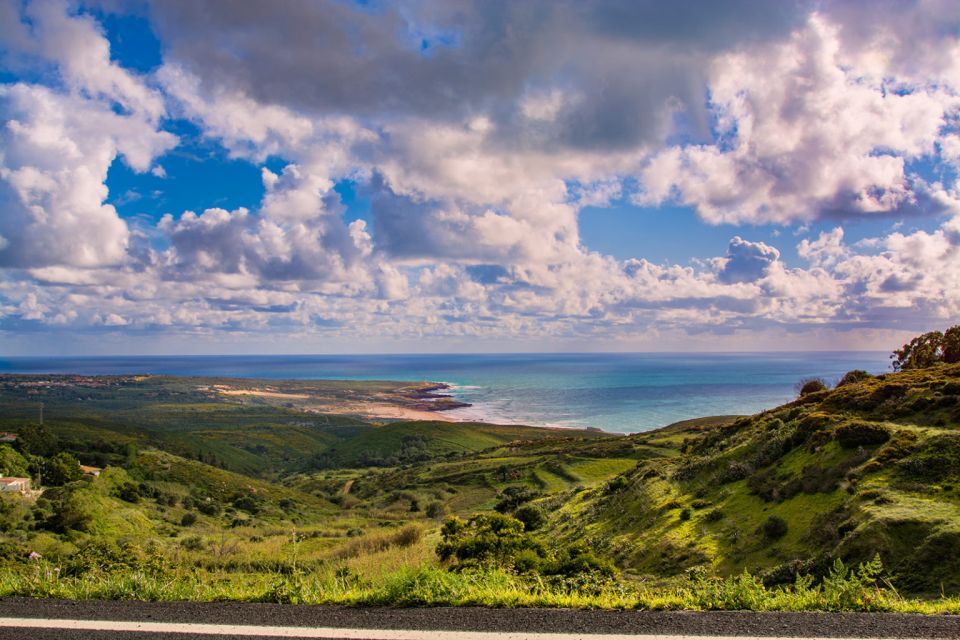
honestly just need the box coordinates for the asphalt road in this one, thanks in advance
[0,598,957,640]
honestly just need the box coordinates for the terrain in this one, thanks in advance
[0,363,957,611]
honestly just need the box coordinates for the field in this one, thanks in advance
[0,365,959,611]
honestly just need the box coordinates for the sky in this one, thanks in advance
[0,0,959,355]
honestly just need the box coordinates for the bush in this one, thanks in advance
[837,370,872,387]
[197,500,221,516]
[494,486,540,513]
[43,452,82,486]
[835,422,890,448]
[231,494,260,514]
[436,513,546,569]
[797,378,828,396]
[180,535,205,551]
[514,505,546,531]
[762,515,788,540]
[115,481,141,503]
[704,508,724,522]
[679,508,692,521]
[425,501,447,519]
[180,512,197,527]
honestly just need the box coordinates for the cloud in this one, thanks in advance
[718,237,781,284]
[637,11,960,224]
[147,0,806,151]
[0,2,175,269]
[2,0,960,351]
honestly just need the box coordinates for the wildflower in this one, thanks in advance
[28,551,41,561]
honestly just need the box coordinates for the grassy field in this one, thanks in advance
[0,364,959,609]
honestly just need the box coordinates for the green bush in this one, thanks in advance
[514,505,546,531]
[180,512,197,527]
[762,515,788,540]
[836,422,890,449]
[436,513,546,569]
[798,378,828,396]
[43,452,81,486]
[837,370,872,387]
[425,501,447,519]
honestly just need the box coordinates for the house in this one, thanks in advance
[0,477,31,494]
[0,433,17,443]
[79,465,102,477]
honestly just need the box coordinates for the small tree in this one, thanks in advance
[797,378,828,396]
[890,329,950,370]
[436,513,546,569]
[943,325,960,364]
[43,452,82,486]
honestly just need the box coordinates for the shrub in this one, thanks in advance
[425,501,447,519]
[180,512,197,527]
[835,422,890,448]
[514,505,546,531]
[494,486,540,513]
[797,378,828,396]
[715,461,753,484]
[543,543,617,578]
[679,508,692,522]
[837,370,872,387]
[180,535,205,551]
[231,494,260,514]
[704,508,724,522]
[436,513,546,569]
[43,452,82,486]
[115,482,141,503]
[604,476,629,494]
[197,500,221,516]
[762,515,788,540]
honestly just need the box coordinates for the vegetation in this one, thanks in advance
[891,324,960,370]
[0,331,959,611]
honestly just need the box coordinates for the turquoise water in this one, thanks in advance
[0,352,889,433]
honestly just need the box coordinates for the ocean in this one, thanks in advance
[0,352,889,433]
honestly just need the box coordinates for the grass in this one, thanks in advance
[2,559,959,613]
[3,365,960,609]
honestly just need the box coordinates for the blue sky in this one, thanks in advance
[1,0,959,355]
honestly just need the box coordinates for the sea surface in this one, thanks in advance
[0,352,889,433]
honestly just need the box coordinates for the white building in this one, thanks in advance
[0,477,31,494]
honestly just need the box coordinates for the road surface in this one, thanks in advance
[0,598,956,639]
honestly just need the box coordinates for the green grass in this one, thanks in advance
[3,365,960,607]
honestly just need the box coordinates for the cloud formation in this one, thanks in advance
[0,0,959,352]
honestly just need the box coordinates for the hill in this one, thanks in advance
[0,363,959,608]
[548,363,960,593]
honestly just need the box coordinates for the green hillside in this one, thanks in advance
[1,354,959,609]
[549,363,960,594]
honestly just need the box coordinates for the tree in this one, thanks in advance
[15,423,57,457]
[891,330,944,371]
[436,513,546,569]
[43,452,81,486]
[0,445,28,477]
[943,325,960,364]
